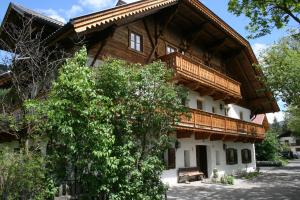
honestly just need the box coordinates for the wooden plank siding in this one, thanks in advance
[86,14,265,141]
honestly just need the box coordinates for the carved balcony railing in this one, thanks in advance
[160,52,242,101]
[176,108,265,139]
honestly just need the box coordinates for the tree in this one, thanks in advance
[228,0,300,38]
[255,131,282,161]
[37,48,187,199]
[286,105,300,135]
[260,34,300,106]
[0,18,66,153]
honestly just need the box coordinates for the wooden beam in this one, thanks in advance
[147,5,180,62]
[143,18,155,49]
[205,37,227,52]
[184,22,208,51]
[90,26,116,67]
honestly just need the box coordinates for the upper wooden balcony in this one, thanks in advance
[160,52,242,103]
[176,108,265,142]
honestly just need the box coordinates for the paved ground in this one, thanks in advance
[167,160,300,200]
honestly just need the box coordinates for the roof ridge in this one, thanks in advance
[10,2,64,26]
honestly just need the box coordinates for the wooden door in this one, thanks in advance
[196,145,208,177]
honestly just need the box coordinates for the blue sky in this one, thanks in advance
[0,0,292,122]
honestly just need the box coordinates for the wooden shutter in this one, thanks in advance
[168,148,176,169]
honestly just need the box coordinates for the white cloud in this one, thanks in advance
[252,43,268,58]
[79,0,115,10]
[266,111,285,124]
[38,0,141,23]
[65,5,84,18]
[39,9,66,23]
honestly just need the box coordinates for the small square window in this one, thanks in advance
[130,32,142,52]
[216,150,220,165]
[225,107,229,116]
[197,100,203,110]
[226,148,238,165]
[241,149,252,164]
[239,111,243,120]
[212,106,216,113]
[166,45,176,54]
[184,150,190,167]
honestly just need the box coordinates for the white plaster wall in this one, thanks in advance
[0,137,48,155]
[186,89,225,115]
[279,136,296,145]
[186,89,252,122]
[161,134,256,185]
[0,141,19,152]
[227,104,251,122]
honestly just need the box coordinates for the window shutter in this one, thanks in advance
[168,148,176,169]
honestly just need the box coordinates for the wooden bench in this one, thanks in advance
[178,167,204,183]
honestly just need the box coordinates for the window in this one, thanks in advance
[216,150,220,165]
[296,139,300,145]
[184,150,190,167]
[166,45,176,54]
[241,149,252,164]
[225,107,229,116]
[239,111,243,120]
[226,148,238,165]
[296,148,300,152]
[197,100,203,110]
[212,106,216,113]
[167,148,176,169]
[130,32,142,52]
[285,140,289,145]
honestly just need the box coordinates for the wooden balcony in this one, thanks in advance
[160,52,242,103]
[176,108,265,142]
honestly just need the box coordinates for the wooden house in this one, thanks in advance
[0,0,279,184]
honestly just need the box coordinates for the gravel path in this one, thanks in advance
[167,160,300,200]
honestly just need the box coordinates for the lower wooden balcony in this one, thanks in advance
[160,52,242,103]
[176,108,265,142]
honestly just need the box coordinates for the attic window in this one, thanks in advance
[130,32,142,52]
[166,45,176,54]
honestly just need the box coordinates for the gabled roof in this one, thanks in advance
[1,3,64,28]
[0,0,279,114]
[70,0,177,33]
[252,114,267,125]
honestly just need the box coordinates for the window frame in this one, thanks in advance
[166,44,177,54]
[196,99,203,110]
[129,31,143,52]
[226,148,238,165]
[239,111,244,120]
[241,149,252,164]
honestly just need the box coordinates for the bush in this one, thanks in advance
[220,175,234,185]
[0,149,55,200]
[255,131,281,161]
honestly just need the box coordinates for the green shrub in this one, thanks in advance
[220,175,234,185]
[0,149,56,200]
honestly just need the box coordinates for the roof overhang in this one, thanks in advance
[0,3,64,51]
[0,0,279,114]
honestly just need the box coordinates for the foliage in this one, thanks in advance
[286,106,300,135]
[238,171,260,180]
[228,0,300,38]
[255,131,282,161]
[35,48,187,199]
[220,175,234,185]
[0,149,56,200]
[260,34,300,106]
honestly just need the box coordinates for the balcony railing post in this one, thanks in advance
[224,118,227,133]
[210,114,213,130]
[193,111,196,128]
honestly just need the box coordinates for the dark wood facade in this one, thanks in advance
[0,0,279,142]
